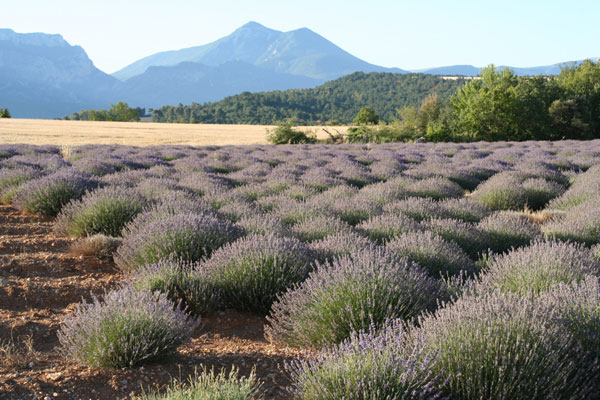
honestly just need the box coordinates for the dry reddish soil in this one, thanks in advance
[0,204,300,400]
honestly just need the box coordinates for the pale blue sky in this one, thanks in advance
[2,0,598,73]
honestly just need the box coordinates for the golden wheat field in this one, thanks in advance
[0,119,348,146]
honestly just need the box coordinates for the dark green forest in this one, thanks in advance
[150,73,466,124]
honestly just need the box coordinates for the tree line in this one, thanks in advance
[64,102,145,122]
[267,60,600,144]
[389,60,600,142]
[151,72,465,124]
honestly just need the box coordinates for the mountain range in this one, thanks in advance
[0,22,596,118]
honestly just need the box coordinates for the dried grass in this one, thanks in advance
[0,332,40,371]
[522,207,566,225]
[0,119,343,146]
[69,234,122,260]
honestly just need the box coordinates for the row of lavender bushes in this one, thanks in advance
[1,140,600,398]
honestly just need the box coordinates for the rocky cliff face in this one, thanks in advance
[0,29,119,118]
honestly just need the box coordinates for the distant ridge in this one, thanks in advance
[413,59,600,76]
[112,21,405,82]
[0,23,598,118]
[0,28,120,118]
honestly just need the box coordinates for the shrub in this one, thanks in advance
[543,197,600,246]
[386,231,477,277]
[58,286,198,368]
[309,231,376,263]
[55,186,148,238]
[266,121,317,144]
[353,107,380,125]
[476,240,600,296]
[422,217,489,259]
[235,213,291,237]
[288,322,443,400]
[383,197,443,222]
[356,213,423,244]
[266,248,446,348]
[470,172,528,210]
[12,169,96,217]
[115,213,242,271]
[121,192,214,237]
[406,177,464,200]
[324,196,382,226]
[471,171,565,211]
[476,211,541,253]
[547,165,600,210]
[520,177,565,210]
[0,167,42,193]
[139,366,261,400]
[68,234,122,260]
[205,234,316,314]
[438,197,492,222]
[130,260,220,316]
[291,215,354,242]
[268,196,325,225]
[411,290,594,399]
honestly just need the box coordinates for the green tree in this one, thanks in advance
[450,65,526,141]
[354,107,380,125]
[0,108,11,118]
[266,120,317,144]
[416,94,441,133]
[108,102,140,122]
[555,59,600,138]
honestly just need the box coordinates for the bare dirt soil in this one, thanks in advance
[0,119,346,146]
[0,204,300,400]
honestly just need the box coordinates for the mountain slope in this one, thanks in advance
[0,29,120,118]
[151,72,466,124]
[118,60,323,108]
[112,21,405,81]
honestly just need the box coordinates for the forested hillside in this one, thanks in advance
[151,72,466,124]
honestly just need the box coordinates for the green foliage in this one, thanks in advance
[148,60,600,142]
[0,108,11,118]
[152,72,465,124]
[266,120,317,144]
[450,61,600,141]
[139,367,261,400]
[353,107,379,125]
[65,102,143,122]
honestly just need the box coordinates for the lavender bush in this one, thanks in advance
[288,322,444,400]
[356,213,423,244]
[421,217,489,259]
[386,231,477,277]
[309,231,376,263]
[406,177,464,200]
[291,215,354,242]
[55,186,149,238]
[58,286,198,368]
[115,213,242,271]
[543,197,600,246]
[140,366,261,400]
[476,211,541,254]
[12,169,96,217]
[204,234,316,313]
[130,260,220,316]
[266,247,446,348]
[410,290,595,399]
[476,240,600,295]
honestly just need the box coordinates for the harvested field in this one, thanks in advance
[0,119,344,146]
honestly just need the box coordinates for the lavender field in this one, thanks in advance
[2,140,600,399]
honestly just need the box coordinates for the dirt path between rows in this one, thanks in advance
[0,205,298,399]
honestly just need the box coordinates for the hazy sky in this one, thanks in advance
[2,0,598,73]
